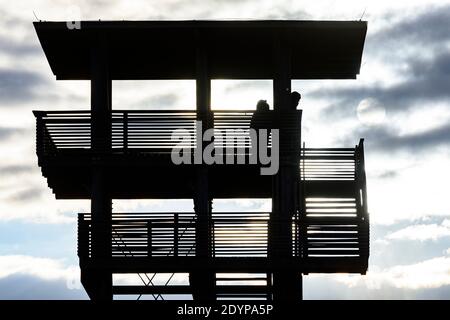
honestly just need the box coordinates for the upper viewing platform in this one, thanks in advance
[34,20,367,80]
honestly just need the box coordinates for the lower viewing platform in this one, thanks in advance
[78,210,369,275]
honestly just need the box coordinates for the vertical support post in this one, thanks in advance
[81,31,113,301]
[270,31,303,301]
[194,29,212,261]
[91,35,112,154]
[190,29,215,301]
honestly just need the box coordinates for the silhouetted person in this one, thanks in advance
[288,92,302,148]
[288,91,302,215]
[290,91,301,110]
[250,100,270,129]
[250,100,271,157]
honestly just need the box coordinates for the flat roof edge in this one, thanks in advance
[33,19,367,30]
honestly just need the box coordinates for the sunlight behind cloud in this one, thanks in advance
[357,98,386,126]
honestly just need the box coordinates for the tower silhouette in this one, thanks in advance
[33,20,369,301]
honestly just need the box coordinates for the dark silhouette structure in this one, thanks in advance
[33,20,369,301]
[291,91,301,109]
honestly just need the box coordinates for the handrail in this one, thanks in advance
[300,147,357,181]
[79,212,199,300]
[34,109,256,115]
[77,210,369,261]
[33,109,299,157]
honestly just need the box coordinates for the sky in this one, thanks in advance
[0,0,450,299]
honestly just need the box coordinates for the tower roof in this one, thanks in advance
[34,20,367,80]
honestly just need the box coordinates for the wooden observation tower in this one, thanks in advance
[33,20,369,301]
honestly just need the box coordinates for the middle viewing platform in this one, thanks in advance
[34,109,289,199]
[33,109,365,202]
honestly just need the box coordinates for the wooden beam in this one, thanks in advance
[90,32,111,153]
[87,31,113,301]
[192,29,215,301]
[271,30,302,301]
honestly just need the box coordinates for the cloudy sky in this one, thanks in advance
[0,0,450,299]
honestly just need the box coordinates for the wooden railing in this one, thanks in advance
[33,110,269,155]
[78,208,368,261]
[300,147,357,181]
[78,212,274,259]
[33,110,298,157]
[299,140,369,261]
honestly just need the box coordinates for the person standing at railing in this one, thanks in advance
[250,100,272,158]
[251,99,270,129]
[289,91,303,232]
[290,91,302,160]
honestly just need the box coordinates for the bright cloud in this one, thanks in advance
[330,256,450,290]
[0,255,80,289]
[386,220,450,241]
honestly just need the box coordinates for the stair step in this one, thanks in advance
[217,285,270,294]
[216,277,267,281]
[113,284,270,295]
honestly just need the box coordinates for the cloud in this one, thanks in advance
[0,274,87,299]
[0,69,48,105]
[0,254,86,299]
[340,121,450,152]
[0,164,34,176]
[368,5,450,48]
[314,50,450,119]
[373,169,398,179]
[142,93,179,108]
[225,80,270,92]
[0,195,88,224]
[386,220,450,241]
[0,126,24,141]
[0,34,41,57]
[333,255,450,290]
[5,186,45,202]
[311,5,450,126]
[0,255,80,286]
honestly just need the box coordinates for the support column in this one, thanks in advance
[190,30,215,301]
[81,32,113,301]
[270,32,302,301]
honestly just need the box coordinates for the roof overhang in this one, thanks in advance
[34,20,367,80]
